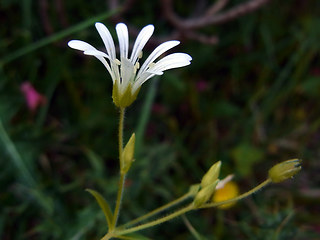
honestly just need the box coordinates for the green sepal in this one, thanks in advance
[112,81,121,107]
[193,180,219,208]
[112,81,141,108]
[86,189,113,229]
[201,161,221,188]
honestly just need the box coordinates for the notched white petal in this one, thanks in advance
[95,22,116,59]
[146,69,164,75]
[133,72,155,91]
[68,40,95,51]
[130,24,154,62]
[216,175,234,190]
[84,49,110,59]
[150,53,192,72]
[116,23,129,59]
[137,40,180,78]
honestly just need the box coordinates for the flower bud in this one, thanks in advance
[201,161,221,188]
[268,159,302,183]
[121,133,135,174]
[193,180,219,208]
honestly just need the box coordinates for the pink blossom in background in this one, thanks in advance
[152,103,167,115]
[311,67,320,76]
[196,79,210,92]
[20,82,46,112]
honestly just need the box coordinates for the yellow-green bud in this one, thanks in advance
[112,82,140,108]
[121,133,135,174]
[268,159,302,183]
[201,161,221,188]
[193,180,219,208]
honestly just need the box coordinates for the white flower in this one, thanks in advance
[68,22,192,108]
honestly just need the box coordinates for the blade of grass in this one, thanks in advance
[262,39,310,117]
[0,8,119,66]
[0,118,35,186]
[135,77,159,157]
[21,0,32,30]
[182,215,207,240]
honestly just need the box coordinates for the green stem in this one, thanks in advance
[201,178,272,209]
[115,204,194,236]
[118,108,125,170]
[105,179,271,238]
[101,232,113,240]
[120,192,192,229]
[111,108,126,230]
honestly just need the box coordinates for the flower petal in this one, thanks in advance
[216,175,234,190]
[147,53,192,73]
[120,58,135,93]
[116,23,129,60]
[132,72,156,93]
[68,40,114,79]
[68,40,96,51]
[95,22,116,60]
[137,40,180,79]
[84,49,110,59]
[76,49,115,82]
[95,22,120,82]
[130,24,154,63]
[133,53,191,93]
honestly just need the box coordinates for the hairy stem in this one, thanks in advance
[111,107,126,230]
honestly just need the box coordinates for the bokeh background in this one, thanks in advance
[1,0,319,239]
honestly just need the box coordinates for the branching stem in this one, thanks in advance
[116,204,194,236]
[120,191,192,229]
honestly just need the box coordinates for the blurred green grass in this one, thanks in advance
[1,0,320,239]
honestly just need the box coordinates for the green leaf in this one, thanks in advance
[231,143,264,176]
[86,189,113,230]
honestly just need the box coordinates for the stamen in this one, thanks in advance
[114,59,121,65]
[139,51,143,59]
[135,62,140,70]
[148,62,155,69]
